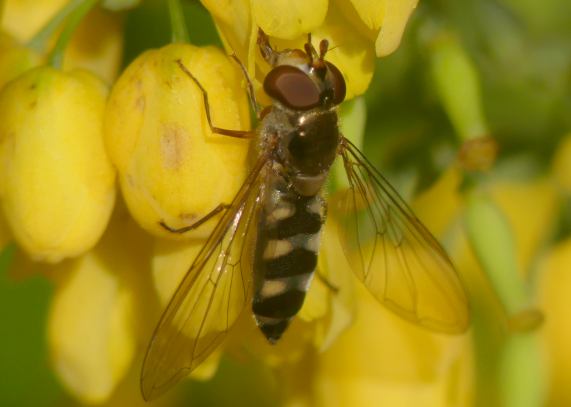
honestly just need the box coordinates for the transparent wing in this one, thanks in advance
[141,156,268,401]
[332,138,469,333]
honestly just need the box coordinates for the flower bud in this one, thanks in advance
[0,32,41,89]
[104,43,250,239]
[2,0,66,41]
[47,210,149,404]
[0,66,115,262]
[430,35,489,141]
[63,7,124,84]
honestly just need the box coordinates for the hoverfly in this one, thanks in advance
[141,29,469,401]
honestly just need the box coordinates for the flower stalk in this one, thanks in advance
[27,0,84,53]
[167,0,189,44]
[465,191,542,328]
[429,32,489,142]
[47,0,100,69]
[465,190,546,407]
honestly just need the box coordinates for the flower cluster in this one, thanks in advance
[1,0,570,406]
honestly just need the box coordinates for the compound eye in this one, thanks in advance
[326,62,346,105]
[264,65,321,110]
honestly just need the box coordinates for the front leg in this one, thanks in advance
[176,60,252,139]
[160,203,230,234]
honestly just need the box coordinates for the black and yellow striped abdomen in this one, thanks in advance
[252,182,325,343]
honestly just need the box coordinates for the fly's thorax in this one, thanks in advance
[259,106,340,196]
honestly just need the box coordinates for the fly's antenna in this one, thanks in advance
[319,39,329,61]
[304,32,318,65]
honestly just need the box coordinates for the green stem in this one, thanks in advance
[47,0,99,69]
[429,32,489,142]
[465,189,543,332]
[167,0,189,43]
[28,0,84,53]
[499,333,546,407]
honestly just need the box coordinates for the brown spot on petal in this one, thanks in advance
[161,124,188,169]
[136,95,145,111]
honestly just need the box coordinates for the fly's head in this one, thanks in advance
[258,29,346,112]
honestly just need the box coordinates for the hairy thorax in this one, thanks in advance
[258,105,340,196]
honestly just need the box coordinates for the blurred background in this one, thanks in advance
[1,0,571,406]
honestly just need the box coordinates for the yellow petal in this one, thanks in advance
[0,66,116,262]
[413,166,464,237]
[376,0,419,57]
[314,284,473,406]
[48,206,153,404]
[336,0,419,56]
[49,252,129,399]
[1,0,67,41]
[104,43,250,239]
[537,239,571,406]
[152,238,205,308]
[340,0,384,32]
[490,178,558,275]
[3,1,123,84]
[63,7,124,84]
[49,263,134,403]
[252,0,328,40]
[201,0,254,68]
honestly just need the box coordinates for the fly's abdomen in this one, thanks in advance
[252,189,324,343]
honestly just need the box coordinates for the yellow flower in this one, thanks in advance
[338,0,419,56]
[2,0,124,84]
[312,287,473,407]
[251,0,328,40]
[202,0,418,99]
[1,0,443,404]
[62,6,124,84]
[1,0,67,42]
[0,66,115,262]
[48,206,153,404]
[104,43,250,239]
[308,202,473,406]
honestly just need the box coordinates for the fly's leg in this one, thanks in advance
[257,28,280,66]
[176,59,253,139]
[228,54,262,118]
[160,203,230,234]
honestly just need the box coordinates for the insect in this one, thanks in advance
[140,29,469,401]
